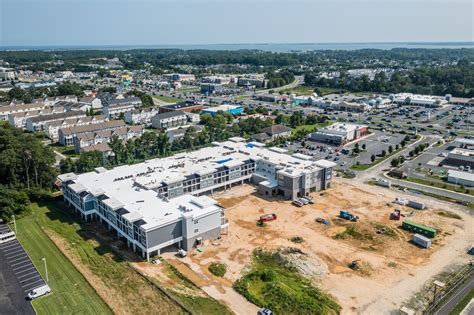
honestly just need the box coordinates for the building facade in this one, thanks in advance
[56,139,335,259]
[152,110,188,129]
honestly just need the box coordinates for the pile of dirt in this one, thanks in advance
[274,247,327,277]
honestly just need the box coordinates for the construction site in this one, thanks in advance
[149,178,473,314]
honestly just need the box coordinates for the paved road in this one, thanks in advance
[352,135,474,203]
[382,175,474,203]
[435,275,474,315]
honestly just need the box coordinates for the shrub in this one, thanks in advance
[208,262,227,277]
[260,269,277,282]
[290,236,304,243]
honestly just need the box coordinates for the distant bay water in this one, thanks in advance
[1,42,473,52]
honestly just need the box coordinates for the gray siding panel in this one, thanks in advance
[146,222,182,248]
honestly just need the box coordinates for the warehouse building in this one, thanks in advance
[442,148,474,169]
[56,139,336,259]
[447,170,474,187]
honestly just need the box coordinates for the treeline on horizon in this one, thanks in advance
[0,48,472,97]
[1,47,472,68]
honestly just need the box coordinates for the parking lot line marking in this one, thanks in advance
[10,259,32,270]
[23,280,45,292]
[14,264,35,272]
[13,263,33,270]
[20,275,41,284]
[5,248,24,259]
[17,267,37,276]
[10,255,29,264]
[17,270,37,278]
[0,242,19,250]
[3,245,21,252]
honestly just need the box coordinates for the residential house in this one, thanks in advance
[73,125,144,153]
[0,103,49,121]
[45,115,108,141]
[151,110,188,129]
[79,96,102,110]
[8,106,66,128]
[26,111,87,133]
[124,107,158,126]
[58,120,126,146]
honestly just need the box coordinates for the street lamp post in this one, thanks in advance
[11,215,17,234]
[41,258,49,283]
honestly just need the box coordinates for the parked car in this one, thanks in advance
[27,285,51,300]
[258,308,274,315]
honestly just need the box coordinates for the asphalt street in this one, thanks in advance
[435,275,474,315]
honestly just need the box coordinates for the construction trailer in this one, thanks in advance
[412,233,432,248]
[402,220,437,238]
[407,200,426,210]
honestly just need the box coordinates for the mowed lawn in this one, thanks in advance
[19,199,186,315]
[15,203,111,314]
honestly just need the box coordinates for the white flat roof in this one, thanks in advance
[63,140,335,230]
[448,170,474,182]
[454,138,474,146]
[314,159,338,168]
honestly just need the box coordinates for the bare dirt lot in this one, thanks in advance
[176,180,473,314]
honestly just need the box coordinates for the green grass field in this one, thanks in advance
[234,249,340,314]
[154,95,185,103]
[15,203,111,314]
[31,200,186,314]
[293,122,332,134]
[404,177,474,196]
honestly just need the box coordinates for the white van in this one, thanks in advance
[27,285,51,300]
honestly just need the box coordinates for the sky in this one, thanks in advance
[0,0,472,47]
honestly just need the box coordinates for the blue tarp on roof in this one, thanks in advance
[245,143,254,148]
[216,158,233,164]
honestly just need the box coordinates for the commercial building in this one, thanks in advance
[447,170,474,187]
[124,108,159,126]
[310,123,369,145]
[56,139,335,259]
[152,111,189,129]
[0,67,15,81]
[200,83,223,95]
[58,120,127,146]
[202,105,244,116]
[158,101,204,114]
[390,93,448,108]
[237,76,266,88]
[163,73,196,83]
[442,148,474,169]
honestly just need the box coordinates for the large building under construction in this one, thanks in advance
[56,138,336,259]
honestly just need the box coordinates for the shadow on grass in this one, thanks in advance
[40,197,141,263]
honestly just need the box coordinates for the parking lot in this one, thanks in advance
[0,223,46,314]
